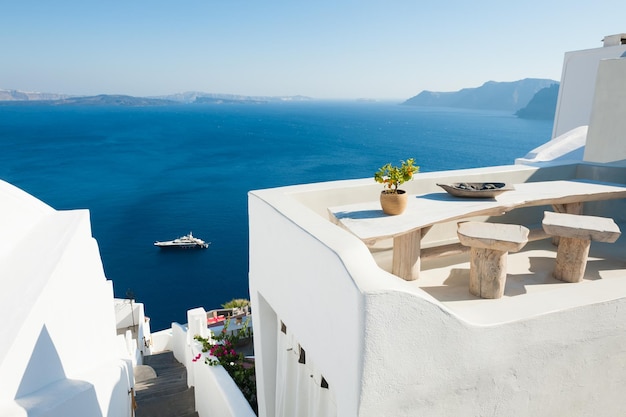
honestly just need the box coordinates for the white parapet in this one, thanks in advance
[167,317,256,417]
[515,125,587,166]
[188,307,210,341]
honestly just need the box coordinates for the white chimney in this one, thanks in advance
[602,33,626,47]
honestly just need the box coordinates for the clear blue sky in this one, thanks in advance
[2,1,625,99]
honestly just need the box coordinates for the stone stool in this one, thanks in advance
[542,211,621,283]
[457,222,529,299]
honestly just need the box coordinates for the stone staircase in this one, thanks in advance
[134,351,198,417]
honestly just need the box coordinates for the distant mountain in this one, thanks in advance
[0,89,69,101]
[55,95,178,106]
[515,84,559,120]
[0,94,179,106]
[194,96,268,104]
[403,79,559,112]
[156,91,313,104]
[0,89,313,106]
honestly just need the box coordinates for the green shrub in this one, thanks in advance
[222,298,251,309]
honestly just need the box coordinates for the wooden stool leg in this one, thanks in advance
[553,237,591,283]
[469,247,508,299]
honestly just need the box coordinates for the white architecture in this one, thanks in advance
[0,181,149,416]
[552,35,626,138]
[249,37,626,416]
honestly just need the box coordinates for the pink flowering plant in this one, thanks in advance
[195,317,256,413]
[205,338,239,366]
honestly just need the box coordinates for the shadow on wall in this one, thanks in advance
[14,325,104,417]
[16,325,65,398]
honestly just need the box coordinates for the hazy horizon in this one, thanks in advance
[2,1,624,99]
[1,76,561,102]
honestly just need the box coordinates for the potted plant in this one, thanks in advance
[374,158,418,215]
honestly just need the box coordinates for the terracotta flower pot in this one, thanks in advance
[380,189,407,215]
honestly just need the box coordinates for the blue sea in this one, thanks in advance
[0,101,552,330]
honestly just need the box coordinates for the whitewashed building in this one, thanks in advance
[249,36,626,417]
[0,182,152,416]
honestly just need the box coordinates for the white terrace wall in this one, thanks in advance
[249,165,626,417]
[0,180,133,417]
[169,317,256,417]
[250,188,377,417]
[357,290,626,416]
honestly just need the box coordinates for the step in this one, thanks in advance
[134,351,198,417]
[135,387,197,417]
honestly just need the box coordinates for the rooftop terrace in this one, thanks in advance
[249,161,626,417]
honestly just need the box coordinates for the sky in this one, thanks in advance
[2,1,626,100]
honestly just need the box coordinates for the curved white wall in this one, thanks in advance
[249,167,626,417]
[249,190,373,417]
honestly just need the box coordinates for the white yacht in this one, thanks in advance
[154,232,210,249]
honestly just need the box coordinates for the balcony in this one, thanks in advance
[249,161,626,417]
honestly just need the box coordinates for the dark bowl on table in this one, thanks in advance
[436,182,513,198]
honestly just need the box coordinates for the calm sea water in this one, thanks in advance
[0,101,552,330]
